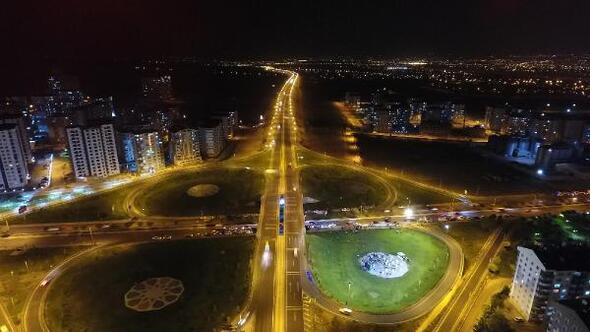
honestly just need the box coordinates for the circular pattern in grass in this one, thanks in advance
[307,229,449,313]
[186,184,220,198]
[125,277,184,312]
[135,168,264,216]
[45,238,254,332]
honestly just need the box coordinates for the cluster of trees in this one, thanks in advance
[474,286,514,332]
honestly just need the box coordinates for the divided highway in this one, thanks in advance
[248,70,303,332]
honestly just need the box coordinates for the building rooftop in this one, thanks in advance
[66,122,114,130]
[0,112,24,120]
[558,299,590,329]
[0,123,18,131]
[170,125,197,133]
[198,119,222,128]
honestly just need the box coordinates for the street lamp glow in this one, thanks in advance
[537,169,544,176]
[404,207,414,219]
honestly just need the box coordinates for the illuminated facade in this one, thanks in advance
[120,131,165,174]
[199,120,225,158]
[0,124,29,190]
[511,246,590,321]
[169,128,201,166]
[66,124,120,178]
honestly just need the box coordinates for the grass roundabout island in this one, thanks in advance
[300,165,390,210]
[135,167,263,216]
[45,237,254,332]
[306,228,450,314]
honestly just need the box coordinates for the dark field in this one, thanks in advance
[46,238,254,332]
[356,135,548,195]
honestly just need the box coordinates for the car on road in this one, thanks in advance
[40,269,59,286]
[45,227,60,232]
[338,307,353,315]
[152,235,172,241]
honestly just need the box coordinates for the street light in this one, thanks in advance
[404,207,414,220]
[346,281,352,305]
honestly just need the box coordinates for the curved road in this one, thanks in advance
[19,226,255,332]
[23,245,103,332]
[300,226,464,324]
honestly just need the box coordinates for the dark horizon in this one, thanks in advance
[2,0,590,61]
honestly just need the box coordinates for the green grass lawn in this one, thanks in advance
[0,246,85,326]
[134,167,264,217]
[306,229,449,313]
[297,147,449,209]
[12,166,263,223]
[392,179,451,205]
[45,237,254,332]
[429,220,498,270]
[301,165,390,210]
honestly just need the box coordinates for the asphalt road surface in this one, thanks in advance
[300,226,464,325]
[433,227,506,332]
[249,70,300,332]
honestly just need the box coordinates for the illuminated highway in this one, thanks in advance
[430,227,505,332]
[7,66,590,332]
[280,72,305,332]
[247,69,302,332]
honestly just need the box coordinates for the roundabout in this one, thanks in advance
[132,167,264,217]
[303,227,463,323]
[300,164,394,211]
[42,238,254,332]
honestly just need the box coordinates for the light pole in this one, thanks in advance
[346,281,352,305]
[88,226,95,245]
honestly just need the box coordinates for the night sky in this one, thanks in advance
[2,0,590,60]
